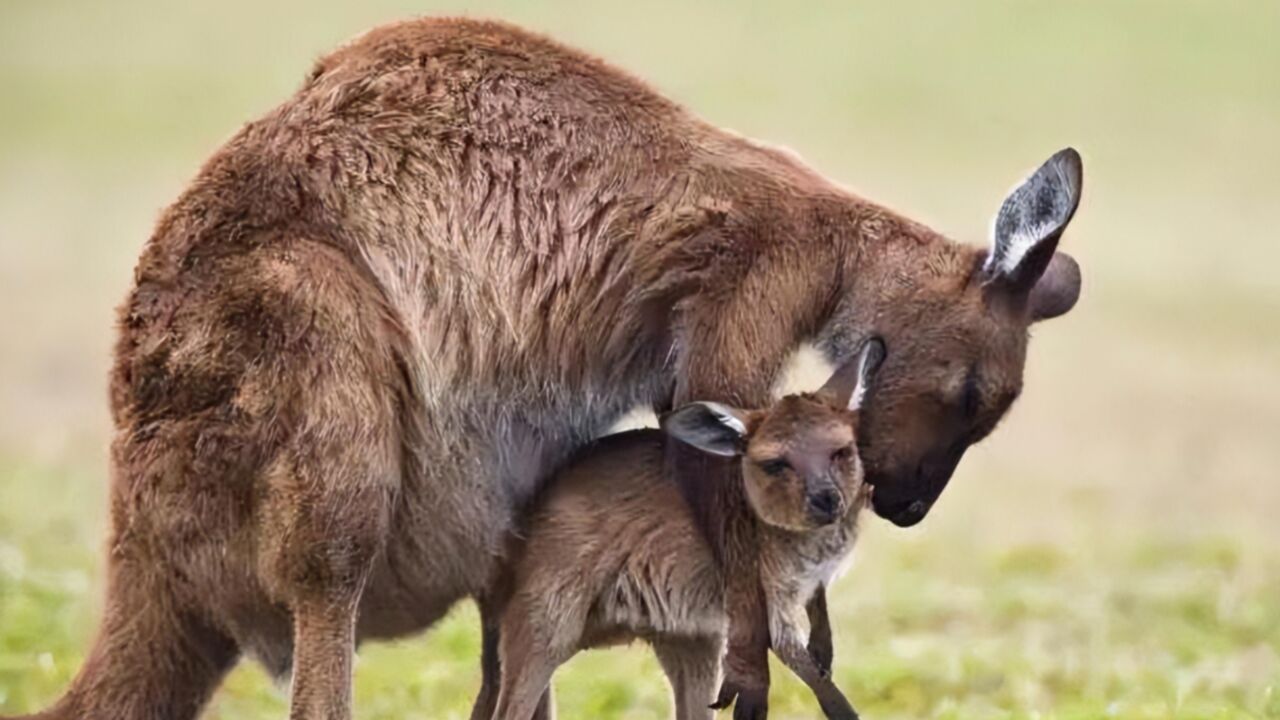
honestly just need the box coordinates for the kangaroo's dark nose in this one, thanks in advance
[807,488,842,525]
[891,500,928,527]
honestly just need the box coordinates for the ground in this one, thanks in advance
[1,1,1278,718]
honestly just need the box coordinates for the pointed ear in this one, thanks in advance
[818,337,886,410]
[849,337,886,411]
[661,402,751,457]
[984,148,1083,293]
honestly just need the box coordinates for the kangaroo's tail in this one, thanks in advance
[6,555,238,720]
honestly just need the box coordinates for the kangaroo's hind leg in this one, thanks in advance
[271,429,395,720]
[271,362,398,719]
[235,240,406,720]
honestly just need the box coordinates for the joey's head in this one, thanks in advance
[818,148,1085,528]
[663,339,885,531]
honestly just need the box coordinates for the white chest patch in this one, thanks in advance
[771,342,838,399]
[817,541,858,586]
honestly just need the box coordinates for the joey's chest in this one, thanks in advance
[806,516,861,587]
[762,512,862,605]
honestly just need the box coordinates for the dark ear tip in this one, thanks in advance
[1052,147,1084,188]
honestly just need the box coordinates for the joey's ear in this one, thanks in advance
[818,336,886,410]
[662,402,751,457]
[984,148,1083,296]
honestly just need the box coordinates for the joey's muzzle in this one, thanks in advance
[805,487,843,526]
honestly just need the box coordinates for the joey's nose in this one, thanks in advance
[807,489,842,525]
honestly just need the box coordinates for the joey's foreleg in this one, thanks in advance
[805,585,833,678]
[771,620,858,720]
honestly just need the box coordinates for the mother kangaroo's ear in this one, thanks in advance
[984,148,1084,321]
[662,402,751,457]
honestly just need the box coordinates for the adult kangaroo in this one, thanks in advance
[11,17,1083,720]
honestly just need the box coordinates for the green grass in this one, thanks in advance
[3,467,1278,719]
[2,0,1279,717]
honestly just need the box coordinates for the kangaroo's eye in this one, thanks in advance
[831,445,854,462]
[758,459,790,476]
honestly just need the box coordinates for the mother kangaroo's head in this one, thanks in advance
[819,148,1084,527]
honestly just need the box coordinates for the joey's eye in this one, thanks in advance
[758,459,790,476]
[831,446,854,462]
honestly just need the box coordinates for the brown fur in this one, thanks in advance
[10,17,1081,720]
[480,383,873,720]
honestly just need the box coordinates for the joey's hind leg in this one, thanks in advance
[491,635,564,720]
[492,593,577,720]
[653,636,722,720]
[472,598,555,720]
[471,601,503,720]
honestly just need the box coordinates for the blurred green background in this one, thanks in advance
[2,1,1278,718]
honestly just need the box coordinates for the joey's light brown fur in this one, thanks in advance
[11,16,1083,720]
[482,364,878,720]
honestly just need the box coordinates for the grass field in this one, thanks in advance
[2,1,1279,718]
